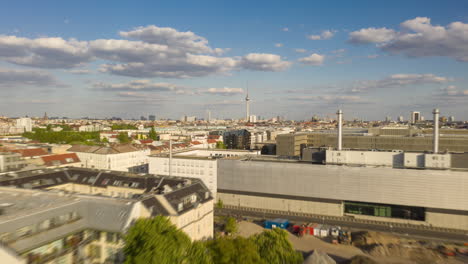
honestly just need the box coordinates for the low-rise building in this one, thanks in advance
[0,167,214,264]
[0,152,28,172]
[68,144,150,173]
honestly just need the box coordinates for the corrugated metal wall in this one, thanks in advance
[218,159,468,211]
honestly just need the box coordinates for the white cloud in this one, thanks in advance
[288,95,366,104]
[66,69,91,74]
[204,87,244,96]
[350,17,468,62]
[240,53,291,71]
[348,27,396,43]
[0,35,91,68]
[282,27,289,32]
[367,54,379,59]
[308,30,335,40]
[294,48,307,53]
[439,85,468,96]
[275,43,283,48]
[349,73,449,93]
[331,49,346,54]
[298,53,325,65]
[92,79,185,92]
[0,67,61,87]
[119,25,216,54]
[0,25,292,78]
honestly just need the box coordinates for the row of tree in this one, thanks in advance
[22,128,101,145]
[124,216,303,264]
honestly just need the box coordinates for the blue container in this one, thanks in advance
[264,218,289,229]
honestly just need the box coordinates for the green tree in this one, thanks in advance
[185,241,213,264]
[124,216,191,264]
[117,132,131,143]
[112,124,138,130]
[148,127,158,140]
[215,199,224,209]
[251,228,303,264]
[224,217,237,234]
[215,141,227,149]
[101,137,109,144]
[206,237,264,264]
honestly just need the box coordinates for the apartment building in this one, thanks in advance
[0,152,28,172]
[0,167,214,264]
[68,144,150,173]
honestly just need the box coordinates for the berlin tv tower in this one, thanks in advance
[245,89,250,122]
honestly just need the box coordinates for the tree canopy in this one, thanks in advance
[215,142,227,149]
[206,237,264,264]
[251,228,303,264]
[124,216,191,264]
[22,128,100,145]
[123,216,302,264]
[112,124,138,130]
[148,127,158,140]
[117,132,131,143]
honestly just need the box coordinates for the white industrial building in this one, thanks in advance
[217,109,468,231]
[217,158,468,230]
[149,149,260,197]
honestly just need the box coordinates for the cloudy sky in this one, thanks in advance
[1,0,467,120]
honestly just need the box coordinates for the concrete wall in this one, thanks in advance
[426,208,468,230]
[218,192,342,216]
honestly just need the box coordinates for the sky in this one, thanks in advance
[0,0,467,120]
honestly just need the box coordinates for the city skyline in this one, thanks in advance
[0,0,467,120]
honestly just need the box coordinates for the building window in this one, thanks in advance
[88,245,101,259]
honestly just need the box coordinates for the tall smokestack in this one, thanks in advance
[433,108,440,153]
[337,109,343,150]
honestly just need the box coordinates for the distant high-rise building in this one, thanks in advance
[411,111,421,124]
[385,116,392,122]
[148,115,156,121]
[449,116,455,122]
[43,112,48,120]
[206,110,211,123]
[16,117,32,132]
[140,116,147,121]
[398,116,404,122]
[249,115,257,123]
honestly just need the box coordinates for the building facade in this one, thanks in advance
[217,158,468,230]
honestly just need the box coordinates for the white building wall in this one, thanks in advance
[326,150,404,167]
[72,150,150,171]
[16,118,32,132]
[149,157,217,197]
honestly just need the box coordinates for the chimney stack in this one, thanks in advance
[433,108,440,153]
[337,109,343,150]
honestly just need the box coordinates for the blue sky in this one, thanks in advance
[0,0,467,120]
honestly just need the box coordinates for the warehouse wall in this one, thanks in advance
[217,192,342,216]
[218,159,468,212]
[426,208,468,230]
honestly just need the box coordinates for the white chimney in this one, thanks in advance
[433,108,440,153]
[337,109,343,151]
